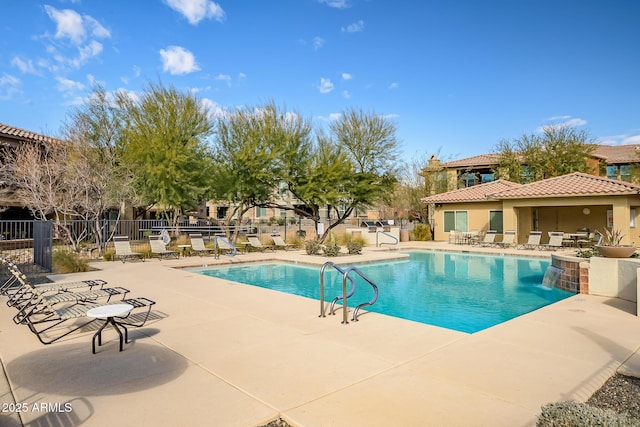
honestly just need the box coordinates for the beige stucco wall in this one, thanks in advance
[589,257,639,306]
[432,201,503,241]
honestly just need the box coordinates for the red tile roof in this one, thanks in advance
[440,153,500,168]
[439,144,640,168]
[593,144,640,164]
[0,123,63,145]
[421,179,521,204]
[490,172,640,199]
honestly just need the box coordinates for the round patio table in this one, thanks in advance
[86,303,134,354]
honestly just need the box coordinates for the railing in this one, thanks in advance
[376,230,399,247]
[319,261,379,324]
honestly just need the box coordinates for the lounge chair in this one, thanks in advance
[113,236,144,263]
[12,272,129,325]
[189,233,215,257]
[214,235,237,257]
[518,231,542,250]
[272,235,296,250]
[18,291,156,345]
[246,236,275,252]
[478,230,497,247]
[149,235,178,260]
[541,232,565,251]
[495,230,516,248]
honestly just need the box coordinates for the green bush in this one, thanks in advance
[323,243,341,257]
[52,250,90,274]
[537,401,637,426]
[411,224,432,241]
[346,240,363,255]
[305,239,322,255]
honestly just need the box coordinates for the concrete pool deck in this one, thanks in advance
[0,241,639,426]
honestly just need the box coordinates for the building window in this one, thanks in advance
[256,207,267,217]
[606,165,618,180]
[489,211,503,234]
[481,173,495,183]
[521,166,534,183]
[620,165,632,182]
[216,206,228,219]
[444,211,468,232]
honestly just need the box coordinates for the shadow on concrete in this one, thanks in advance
[7,342,188,397]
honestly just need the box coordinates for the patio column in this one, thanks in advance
[612,198,632,245]
[502,202,518,239]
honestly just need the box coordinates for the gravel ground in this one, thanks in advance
[258,374,640,427]
[587,373,640,420]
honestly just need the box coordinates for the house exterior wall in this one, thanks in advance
[432,201,504,241]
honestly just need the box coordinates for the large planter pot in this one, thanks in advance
[595,245,637,258]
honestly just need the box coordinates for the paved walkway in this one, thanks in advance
[1,242,639,426]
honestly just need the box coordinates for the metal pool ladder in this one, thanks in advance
[319,261,379,324]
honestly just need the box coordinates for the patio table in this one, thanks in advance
[86,303,134,354]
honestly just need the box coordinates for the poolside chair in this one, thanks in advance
[246,236,275,252]
[478,230,497,247]
[495,230,516,248]
[518,231,542,250]
[189,233,215,257]
[149,235,178,260]
[113,236,144,263]
[18,291,156,345]
[214,235,237,258]
[540,232,565,251]
[272,235,296,250]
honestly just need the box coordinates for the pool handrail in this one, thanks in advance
[376,230,398,247]
[319,261,379,324]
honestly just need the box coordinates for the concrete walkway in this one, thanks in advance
[1,242,639,426]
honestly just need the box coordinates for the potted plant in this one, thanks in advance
[595,228,637,258]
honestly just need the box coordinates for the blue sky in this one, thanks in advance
[1,0,639,160]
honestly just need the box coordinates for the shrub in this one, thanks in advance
[52,250,90,273]
[537,401,637,426]
[323,243,341,257]
[411,224,432,241]
[305,239,322,255]
[346,240,363,255]
[103,249,116,261]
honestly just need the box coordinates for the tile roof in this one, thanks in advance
[0,123,63,145]
[439,144,640,169]
[421,179,521,204]
[490,172,640,199]
[440,153,500,168]
[593,144,640,164]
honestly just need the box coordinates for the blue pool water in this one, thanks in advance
[189,251,574,333]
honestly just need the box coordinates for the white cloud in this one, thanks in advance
[317,77,334,94]
[11,57,37,74]
[598,132,640,146]
[342,20,364,33]
[214,73,232,86]
[201,98,228,119]
[43,6,110,45]
[238,72,246,79]
[538,115,587,132]
[0,73,20,100]
[312,36,325,50]
[389,82,398,89]
[55,76,85,92]
[165,0,225,25]
[318,0,350,9]
[160,46,200,75]
[44,6,85,44]
[342,90,351,99]
[133,65,142,77]
[341,73,352,80]
[71,40,103,67]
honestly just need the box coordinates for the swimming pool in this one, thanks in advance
[189,251,574,333]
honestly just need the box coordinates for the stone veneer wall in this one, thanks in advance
[551,253,586,293]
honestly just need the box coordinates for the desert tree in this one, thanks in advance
[118,81,215,231]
